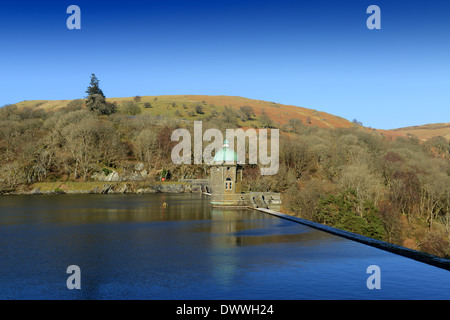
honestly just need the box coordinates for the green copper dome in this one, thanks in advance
[214,139,238,163]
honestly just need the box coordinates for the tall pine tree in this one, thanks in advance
[85,73,105,98]
[85,74,116,115]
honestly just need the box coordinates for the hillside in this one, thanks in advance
[389,123,450,140]
[15,95,355,129]
[15,95,449,141]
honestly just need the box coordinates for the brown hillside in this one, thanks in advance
[15,95,355,129]
[387,123,450,140]
[14,95,448,140]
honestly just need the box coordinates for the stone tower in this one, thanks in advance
[210,139,245,207]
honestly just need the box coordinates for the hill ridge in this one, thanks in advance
[12,95,449,140]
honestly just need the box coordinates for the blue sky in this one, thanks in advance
[0,0,449,129]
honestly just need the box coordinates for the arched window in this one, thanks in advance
[225,178,232,190]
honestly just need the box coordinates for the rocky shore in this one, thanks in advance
[3,180,209,196]
[1,164,211,196]
[26,183,200,195]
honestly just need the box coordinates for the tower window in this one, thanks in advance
[225,178,232,190]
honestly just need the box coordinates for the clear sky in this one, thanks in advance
[0,0,449,129]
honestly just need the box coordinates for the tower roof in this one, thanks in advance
[213,139,238,163]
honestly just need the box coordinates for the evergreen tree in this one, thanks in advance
[86,73,105,98]
[316,189,386,240]
[85,74,115,115]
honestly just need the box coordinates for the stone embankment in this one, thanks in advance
[14,163,211,195]
[25,182,203,195]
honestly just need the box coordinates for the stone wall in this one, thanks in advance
[211,192,281,210]
[248,192,281,211]
[179,179,211,193]
[211,193,249,207]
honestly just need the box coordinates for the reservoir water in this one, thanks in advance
[0,193,448,300]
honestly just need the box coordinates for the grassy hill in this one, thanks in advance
[15,95,448,141]
[15,94,355,129]
[389,123,450,140]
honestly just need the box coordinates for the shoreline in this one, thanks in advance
[0,181,204,196]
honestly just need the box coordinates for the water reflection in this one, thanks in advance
[0,193,449,300]
[208,209,326,248]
